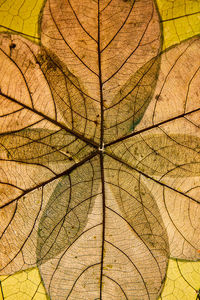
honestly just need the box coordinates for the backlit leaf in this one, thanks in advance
[107,37,200,261]
[157,0,200,50]
[0,0,199,299]
[41,0,161,142]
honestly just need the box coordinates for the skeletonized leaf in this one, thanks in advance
[38,155,169,300]
[107,37,200,260]
[0,34,56,120]
[37,158,101,264]
[135,36,200,131]
[0,34,98,147]
[36,48,101,142]
[0,0,199,298]
[0,34,95,275]
[108,133,200,178]
[0,128,92,167]
[0,151,96,275]
[104,156,169,299]
[41,0,161,142]
[104,56,160,139]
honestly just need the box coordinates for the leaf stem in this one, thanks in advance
[0,91,98,149]
[100,152,106,299]
[97,0,104,150]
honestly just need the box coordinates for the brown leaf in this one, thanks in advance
[0,34,95,274]
[0,1,199,299]
[107,37,200,260]
[41,0,161,142]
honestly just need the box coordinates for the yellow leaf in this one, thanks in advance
[0,268,48,299]
[158,259,200,299]
[0,0,44,42]
[157,0,200,50]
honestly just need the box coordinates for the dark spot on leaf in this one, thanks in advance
[47,61,57,71]
[37,53,46,64]
[155,94,162,101]
[79,39,87,45]
[9,43,16,49]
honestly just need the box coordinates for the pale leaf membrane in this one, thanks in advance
[0,34,57,120]
[36,48,101,142]
[104,56,160,141]
[108,132,200,178]
[142,177,200,261]
[0,145,94,275]
[108,131,200,260]
[0,122,93,207]
[136,36,200,131]
[0,34,95,274]
[39,154,168,300]
[41,0,161,142]
[0,152,97,275]
[103,156,169,300]
[0,34,102,144]
[107,38,200,260]
[38,156,102,300]
[36,158,101,264]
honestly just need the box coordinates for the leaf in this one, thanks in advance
[107,37,200,260]
[41,0,161,142]
[0,0,43,42]
[158,259,200,300]
[1,258,200,299]
[0,0,200,299]
[37,156,169,299]
[157,0,200,50]
[0,267,48,299]
[36,158,100,264]
[0,34,95,274]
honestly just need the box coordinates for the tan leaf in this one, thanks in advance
[0,1,199,299]
[107,37,200,260]
[41,0,161,142]
[0,35,95,274]
[38,156,169,300]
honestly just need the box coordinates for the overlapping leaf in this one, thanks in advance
[0,34,95,274]
[0,0,199,299]
[107,37,200,261]
[41,0,161,142]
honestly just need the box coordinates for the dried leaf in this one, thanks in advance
[0,0,199,299]
[41,0,161,142]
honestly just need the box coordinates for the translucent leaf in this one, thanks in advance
[0,34,95,274]
[157,0,200,50]
[0,267,48,299]
[41,0,161,142]
[37,158,101,264]
[107,37,200,260]
[158,259,200,300]
[0,0,44,42]
[0,0,199,299]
